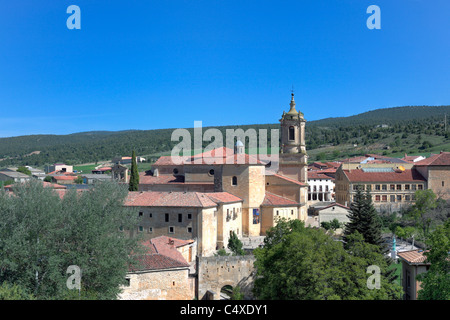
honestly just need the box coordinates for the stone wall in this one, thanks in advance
[197,255,256,300]
[119,268,195,300]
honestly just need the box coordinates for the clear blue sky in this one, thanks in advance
[0,0,449,137]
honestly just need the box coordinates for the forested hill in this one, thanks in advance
[0,105,449,167]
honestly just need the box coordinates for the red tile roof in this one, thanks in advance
[414,152,450,166]
[262,192,299,206]
[308,171,335,180]
[343,168,426,183]
[397,250,430,264]
[53,175,78,181]
[3,181,67,190]
[273,173,307,186]
[204,192,243,204]
[125,191,220,208]
[129,236,191,272]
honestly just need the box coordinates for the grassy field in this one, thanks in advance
[73,164,97,173]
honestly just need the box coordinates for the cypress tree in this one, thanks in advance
[128,150,139,191]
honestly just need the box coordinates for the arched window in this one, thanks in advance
[232,176,237,186]
[288,126,295,141]
[173,168,179,175]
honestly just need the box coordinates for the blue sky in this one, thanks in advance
[0,0,449,137]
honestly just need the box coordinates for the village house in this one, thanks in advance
[397,249,431,300]
[413,152,450,200]
[119,236,196,300]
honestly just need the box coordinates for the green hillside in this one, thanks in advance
[0,105,449,168]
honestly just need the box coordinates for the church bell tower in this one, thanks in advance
[278,92,308,183]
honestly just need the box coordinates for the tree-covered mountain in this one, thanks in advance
[0,105,449,168]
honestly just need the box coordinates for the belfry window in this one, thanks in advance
[232,176,238,186]
[288,126,295,141]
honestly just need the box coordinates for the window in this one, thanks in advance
[397,195,402,201]
[125,278,130,287]
[178,214,182,223]
[288,126,295,141]
[119,226,124,232]
[149,213,152,218]
[390,195,395,202]
[390,184,395,190]
[291,210,294,215]
[187,213,192,220]
[325,185,329,192]
[405,195,411,201]
[418,184,423,190]
[382,185,387,191]
[382,195,387,202]
[397,184,402,190]
[375,195,380,202]
[165,213,169,222]
[404,184,410,190]
[169,226,174,234]
[138,226,143,232]
[148,227,153,233]
[173,168,179,174]
[276,210,279,216]
[187,227,192,233]
[375,185,381,191]
[139,212,143,217]
[253,208,260,224]
[209,169,215,176]
[232,176,237,186]
[412,184,417,190]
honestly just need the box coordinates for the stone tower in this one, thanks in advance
[278,92,308,183]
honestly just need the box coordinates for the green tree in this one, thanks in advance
[43,176,52,183]
[128,150,139,191]
[253,219,402,300]
[16,166,31,176]
[0,179,143,299]
[228,231,245,256]
[74,176,84,184]
[0,282,35,300]
[230,286,244,300]
[407,189,440,239]
[417,220,450,300]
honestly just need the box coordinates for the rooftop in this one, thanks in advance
[262,192,299,206]
[343,168,426,183]
[397,249,430,265]
[414,152,450,166]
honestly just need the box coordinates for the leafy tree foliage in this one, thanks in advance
[253,219,402,300]
[417,219,450,300]
[0,180,143,299]
[0,282,35,300]
[16,166,31,176]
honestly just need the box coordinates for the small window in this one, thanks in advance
[405,195,411,201]
[119,226,124,232]
[173,168,179,174]
[232,176,237,186]
[396,184,402,190]
[187,227,192,233]
[418,184,423,190]
[148,227,153,233]
[397,195,402,201]
[138,226,143,232]
[291,210,294,215]
[442,181,445,187]
[165,213,169,222]
[149,213,152,218]
[288,126,295,141]
[382,185,387,191]
[375,195,380,202]
[375,185,381,191]
[187,213,192,220]
[169,226,174,234]
[138,212,143,217]
[209,169,215,176]
[404,184,410,190]
[390,184,395,190]
[390,195,395,202]
[382,195,387,202]
[178,214,182,223]
[125,278,131,287]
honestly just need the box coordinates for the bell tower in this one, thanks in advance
[278,92,307,183]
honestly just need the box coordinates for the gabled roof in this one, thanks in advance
[262,192,299,206]
[414,152,450,166]
[204,192,243,204]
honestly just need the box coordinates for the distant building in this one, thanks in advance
[401,153,426,163]
[0,170,31,183]
[335,163,426,212]
[91,167,112,174]
[307,170,335,203]
[414,152,450,200]
[51,175,78,185]
[46,163,73,174]
[81,174,112,184]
